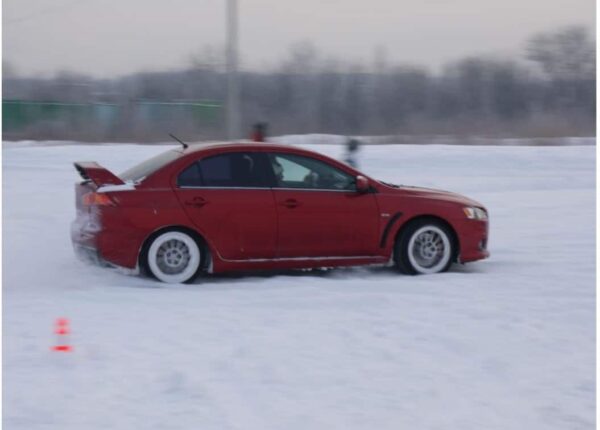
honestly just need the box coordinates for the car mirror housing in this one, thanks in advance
[356,175,369,193]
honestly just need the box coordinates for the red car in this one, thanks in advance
[71,142,489,283]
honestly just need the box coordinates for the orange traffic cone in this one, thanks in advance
[51,318,73,352]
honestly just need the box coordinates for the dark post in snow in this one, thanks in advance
[345,137,361,168]
[251,122,268,142]
[226,0,241,141]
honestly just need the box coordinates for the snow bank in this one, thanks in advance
[3,141,595,429]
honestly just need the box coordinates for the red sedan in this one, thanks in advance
[71,142,489,283]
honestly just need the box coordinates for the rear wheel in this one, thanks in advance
[145,231,202,283]
[395,220,454,275]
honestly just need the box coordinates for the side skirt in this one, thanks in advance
[210,253,390,273]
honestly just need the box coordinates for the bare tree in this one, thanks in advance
[526,26,595,116]
[527,26,595,81]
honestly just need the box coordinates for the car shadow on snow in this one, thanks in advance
[129,262,488,289]
[78,257,489,290]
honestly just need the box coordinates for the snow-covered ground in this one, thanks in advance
[3,140,596,430]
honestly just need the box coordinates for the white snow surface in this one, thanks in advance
[3,140,596,430]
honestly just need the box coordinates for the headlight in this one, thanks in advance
[463,207,488,220]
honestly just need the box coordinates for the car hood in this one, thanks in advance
[387,184,484,208]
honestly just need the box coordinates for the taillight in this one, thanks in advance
[82,192,114,206]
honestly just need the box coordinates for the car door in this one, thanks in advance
[173,151,277,261]
[268,152,380,258]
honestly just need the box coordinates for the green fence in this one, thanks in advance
[2,100,221,139]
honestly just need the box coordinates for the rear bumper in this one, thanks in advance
[70,216,141,269]
[73,243,107,266]
[71,217,106,266]
[453,218,490,263]
[71,214,99,248]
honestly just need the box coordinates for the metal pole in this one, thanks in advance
[225,0,240,140]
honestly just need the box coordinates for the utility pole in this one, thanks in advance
[225,0,241,140]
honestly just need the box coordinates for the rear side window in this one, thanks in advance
[202,156,232,184]
[177,152,270,188]
[120,150,181,182]
[178,163,202,187]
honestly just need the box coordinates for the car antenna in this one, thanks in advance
[169,133,188,149]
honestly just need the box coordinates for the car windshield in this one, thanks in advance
[119,150,182,182]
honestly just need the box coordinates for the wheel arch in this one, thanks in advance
[393,215,460,262]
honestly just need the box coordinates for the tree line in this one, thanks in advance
[2,26,595,141]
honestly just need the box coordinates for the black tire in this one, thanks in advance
[394,219,455,275]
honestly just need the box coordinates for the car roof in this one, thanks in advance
[180,141,311,155]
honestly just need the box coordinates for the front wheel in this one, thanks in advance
[394,220,454,275]
[145,231,202,283]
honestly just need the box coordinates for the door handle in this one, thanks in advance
[185,197,207,208]
[282,198,300,208]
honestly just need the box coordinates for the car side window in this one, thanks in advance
[177,152,269,188]
[178,162,202,187]
[269,153,355,191]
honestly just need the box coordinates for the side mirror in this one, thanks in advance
[355,175,370,193]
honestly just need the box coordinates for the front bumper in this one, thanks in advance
[453,218,490,263]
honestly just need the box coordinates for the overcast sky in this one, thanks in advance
[3,0,595,77]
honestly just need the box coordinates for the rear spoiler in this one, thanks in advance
[74,162,124,186]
